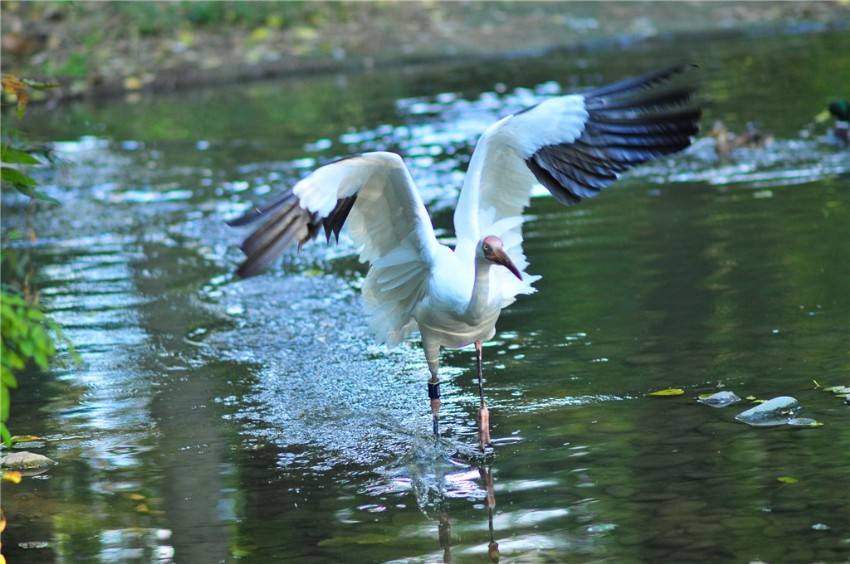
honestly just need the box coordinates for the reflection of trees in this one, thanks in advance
[131,239,236,562]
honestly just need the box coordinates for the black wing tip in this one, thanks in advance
[229,192,358,278]
[527,64,702,205]
[584,62,700,102]
[226,191,298,228]
[235,263,258,279]
[227,209,262,228]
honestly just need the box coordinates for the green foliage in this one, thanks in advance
[0,290,76,447]
[2,74,62,203]
[0,73,77,447]
[54,50,90,79]
[1,143,59,204]
[107,1,352,35]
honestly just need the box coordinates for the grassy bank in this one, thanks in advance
[2,1,849,103]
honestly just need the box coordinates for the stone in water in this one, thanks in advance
[735,396,802,427]
[698,391,741,408]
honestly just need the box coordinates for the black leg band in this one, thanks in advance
[428,382,441,400]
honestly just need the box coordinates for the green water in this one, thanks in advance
[2,26,849,563]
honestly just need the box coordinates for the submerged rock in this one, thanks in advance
[787,418,821,427]
[0,451,56,471]
[698,391,742,408]
[734,396,802,427]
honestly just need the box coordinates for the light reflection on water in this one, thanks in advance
[2,27,849,563]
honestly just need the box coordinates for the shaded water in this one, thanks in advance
[3,27,850,563]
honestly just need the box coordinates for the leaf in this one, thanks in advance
[814,110,831,123]
[26,307,45,321]
[2,74,29,118]
[649,388,685,397]
[1,390,10,421]
[1,145,41,165]
[5,350,26,370]
[777,476,798,484]
[33,349,49,371]
[21,78,61,91]
[1,367,19,388]
[33,191,60,205]
[1,165,38,187]
[19,338,34,358]
[10,435,42,444]
[0,423,12,448]
[2,471,22,484]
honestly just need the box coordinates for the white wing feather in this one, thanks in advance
[295,152,439,346]
[453,96,589,301]
[454,96,588,245]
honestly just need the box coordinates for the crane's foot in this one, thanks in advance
[478,403,491,451]
[429,381,441,437]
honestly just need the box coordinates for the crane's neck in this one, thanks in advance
[465,255,495,321]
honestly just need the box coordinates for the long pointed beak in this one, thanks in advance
[492,249,523,281]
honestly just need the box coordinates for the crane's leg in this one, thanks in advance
[475,341,491,450]
[427,356,441,437]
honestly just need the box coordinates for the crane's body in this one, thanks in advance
[229,64,701,449]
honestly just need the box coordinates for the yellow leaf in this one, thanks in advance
[249,27,270,43]
[178,30,194,46]
[123,77,143,91]
[649,388,684,397]
[266,14,283,28]
[777,476,798,484]
[135,503,149,513]
[11,435,42,443]
[2,471,22,484]
[2,74,29,118]
[127,493,146,501]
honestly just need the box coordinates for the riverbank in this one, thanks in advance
[2,1,849,104]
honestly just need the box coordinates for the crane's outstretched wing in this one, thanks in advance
[228,151,439,345]
[454,63,701,271]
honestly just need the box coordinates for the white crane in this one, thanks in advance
[229,64,701,450]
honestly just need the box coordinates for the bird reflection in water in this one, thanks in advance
[376,434,502,562]
[437,465,499,563]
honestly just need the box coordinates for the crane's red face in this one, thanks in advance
[481,235,522,281]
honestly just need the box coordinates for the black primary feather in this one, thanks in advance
[227,186,358,278]
[526,63,701,205]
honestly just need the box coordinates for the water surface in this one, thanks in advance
[3,26,849,563]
